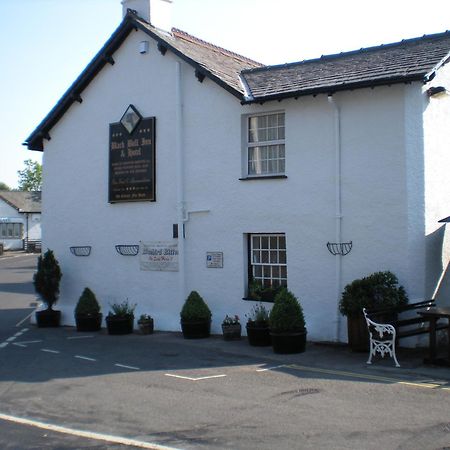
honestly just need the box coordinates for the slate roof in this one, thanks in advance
[0,191,42,213]
[241,31,450,103]
[24,7,450,151]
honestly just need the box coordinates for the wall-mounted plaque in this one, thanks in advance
[109,105,156,203]
[206,252,223,268]
[140,241,179,272]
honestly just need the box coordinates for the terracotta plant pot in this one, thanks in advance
[270,329,307,354]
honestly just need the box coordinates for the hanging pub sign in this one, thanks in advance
[108,104,156,203]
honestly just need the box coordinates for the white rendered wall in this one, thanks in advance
[423,64,450,305]
[41,28,424,342]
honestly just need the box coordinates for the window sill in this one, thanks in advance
[242,297,275,303]
[239,175,288,181]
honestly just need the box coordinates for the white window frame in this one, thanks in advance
[0,222,23,239]
[249,233,287,288]
[246,112,285,177]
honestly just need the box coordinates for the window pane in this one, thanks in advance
[279,236,286,249]
[252,236,260,249]
[270,251,278,263]
[254,265,262,277]
[261,251,269,263]
[261,236,269,249]
[281,266,287,278]
[263,266,271,278]
[270,236,278,248]
[253,251,261,264]
[279,251,286,264]
[272,266,280,278]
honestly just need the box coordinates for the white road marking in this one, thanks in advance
[14,340,42,346]
[41,349,60,354]
[0,343,8,349]
[16,311,34,326]
[75,355,97,362]
[0,412,181,450]
[12,343,27,348]
[115,364,140,371]
[6,337,16,342]
[67,335,94,340]
[256,365,286,372]
[165,373,227,381]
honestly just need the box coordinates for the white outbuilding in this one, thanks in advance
[24,0,450,342]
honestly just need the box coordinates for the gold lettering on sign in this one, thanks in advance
[141,137,151,145]
[127,139,139,148]
[128,148,142,157]
[111,141,125,150]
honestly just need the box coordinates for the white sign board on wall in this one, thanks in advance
[140,241,179,271]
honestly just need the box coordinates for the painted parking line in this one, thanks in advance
[41,349,60,354]
[74,355,97,362]
[12,340,43,347]
[115,363,140,371]
[0,412,181,450]
[286,364,447,390]
[165,373,227,381]
[16,311,34,327]
[0,328,29,349]
[256,365,286,372]
[67,335,94,340]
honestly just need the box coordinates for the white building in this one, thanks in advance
[24,0,450,342]
[0,191,42,251]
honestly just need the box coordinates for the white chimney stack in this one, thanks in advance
[121,0,173,31]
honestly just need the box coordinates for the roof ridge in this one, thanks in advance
[171,27,263,67]
[242,30,450,74]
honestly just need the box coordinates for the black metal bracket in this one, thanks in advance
[115,245,139,256]
[157,42,167,55]
[327,241,352,256]
[195,69,206,83]
[70,246,91,257]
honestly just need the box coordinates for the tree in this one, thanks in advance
[0,182,10,191]
[17,159,42,191]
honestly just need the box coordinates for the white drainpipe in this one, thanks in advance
[175,61,186,301]
[328,94,343,342]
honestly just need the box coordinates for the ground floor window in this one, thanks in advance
[249,233,287,288]
[0,223,23,239]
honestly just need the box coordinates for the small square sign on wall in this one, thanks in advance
[206,252,223,268]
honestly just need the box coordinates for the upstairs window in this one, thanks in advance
[247,112,285,176]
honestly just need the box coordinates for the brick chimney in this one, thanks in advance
[121,0,173,31]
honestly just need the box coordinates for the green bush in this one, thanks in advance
[75,288,101,316]
[339,271,408,317]
[180,291,212,322]
[33,249,62,310]
[269,288,306,332]
[246,302,270,325]
[108,299,136,318]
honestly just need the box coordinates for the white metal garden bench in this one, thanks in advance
[362,308,400,367]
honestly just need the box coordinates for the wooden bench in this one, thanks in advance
[363,300,448,367]
[367,299,448,340]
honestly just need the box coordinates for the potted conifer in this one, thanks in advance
[33,249,63,327]
[269,288,307,354]
[74,287,102,332]
[180,291,212,339]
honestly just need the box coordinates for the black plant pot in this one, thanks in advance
[36,309,61,328]
[75,313,102,332]
[270,329,307,354]
[246,323,271,346]
[180,319,211,339]
[106,315,134,335]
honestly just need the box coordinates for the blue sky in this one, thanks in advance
[1,0,449,188]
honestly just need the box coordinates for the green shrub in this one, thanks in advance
[269,288,306,332]
[75,288,101,316]
[248,279,282,301]
[33,249,62,310]
[339,271,408,317]
[180,291,212,322]
[246,302,270,325]
[108,299,136,318]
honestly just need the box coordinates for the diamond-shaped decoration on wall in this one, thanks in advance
[120,104,142,134]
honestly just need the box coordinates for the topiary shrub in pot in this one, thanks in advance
[106,299,136,335]
[33,249,63,327]
[339,271,408,352]
[74,287,102,332]
[269,288,307,354]
[180,291,212,339]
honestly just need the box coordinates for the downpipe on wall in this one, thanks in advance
[328,94,343,342]
[175,61,186,301]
